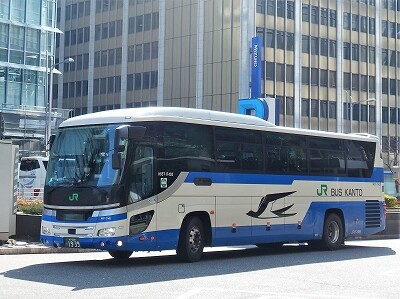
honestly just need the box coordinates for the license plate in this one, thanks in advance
[64,238,80,248]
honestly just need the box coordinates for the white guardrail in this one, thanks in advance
[17,187,44,200]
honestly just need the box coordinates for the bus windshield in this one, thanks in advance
[46,124,121,187]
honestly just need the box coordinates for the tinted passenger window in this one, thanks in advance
[346,140,375,178]
[215,127,263,172]
[309,137,346,176]
[265,132,307,174]
[157,122,214,173]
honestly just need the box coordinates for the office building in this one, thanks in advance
[54,0,400,166]
[0,0,70,155]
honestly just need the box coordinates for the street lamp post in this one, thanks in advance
[45,55,74,153]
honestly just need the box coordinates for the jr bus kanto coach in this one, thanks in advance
[40,107,386,262]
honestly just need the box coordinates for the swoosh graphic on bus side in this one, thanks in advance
[246,191,297,219]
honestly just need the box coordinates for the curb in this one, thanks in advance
[0,243,98,255]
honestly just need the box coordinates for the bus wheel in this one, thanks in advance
[108,250,133,259]
[177,216,205,262]
[322,213,344,250]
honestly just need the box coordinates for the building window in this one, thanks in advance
[286,65,294,83]
[129,17,135,34]
[311,68,319,86]
[329,101,336,119]
[310,36,319,54]
[301,98,309,116]
[265,62,274,80]
[351,44,359,61]
[302,67,309,84]
[329,10,336,27]
[321,8,328,25]
[302,4,309,22]
[329,40,336,57]
[266,29,275,48]
[320,70,328,87]
[276,63,285,82]
[310,6,319,24]
[287,1,294,19]
[351,14,359,31]
[311,99,319,117]
[329,71,336,88]
[276,31,285,49]
[343,42,350,60]
[352,74,359,91]
[343,13,351,30]
[144,13,151,31]
[135,73,141,90]
[135,44,142,61]
[136,15,143,32]
[286,32,294,51]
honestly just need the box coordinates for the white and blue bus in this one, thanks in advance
[40,107,386,262]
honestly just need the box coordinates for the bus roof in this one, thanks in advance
[60,107,379,142]
[61,107,276,128]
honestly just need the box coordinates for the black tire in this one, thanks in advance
[108,250,133,259]
[322,213,344,250]
[176,216,205,262]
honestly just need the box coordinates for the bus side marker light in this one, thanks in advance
[297,221,302,229]
[150,236,155,241]
[266,222,271,231]
[100,241,105,247]
[231,224,237,233]
[139,236,146,241]
[116,240,123,247]
[210,210,215,215]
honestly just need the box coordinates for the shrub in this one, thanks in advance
[17,198,43,215]
[384,194,399,208]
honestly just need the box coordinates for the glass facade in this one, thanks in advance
[55,0,400,166]
[0,0,57,107]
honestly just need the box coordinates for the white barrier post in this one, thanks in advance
[0,141,19,241]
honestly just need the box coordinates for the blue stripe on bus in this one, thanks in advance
[40,200,385,253]
[185,168,384,185]
[41,213,127,223]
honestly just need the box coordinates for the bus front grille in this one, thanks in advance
[365,200,381,228]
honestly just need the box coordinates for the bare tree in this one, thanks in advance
[381,136,400,172]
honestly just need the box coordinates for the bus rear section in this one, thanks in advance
[18,156,48,199]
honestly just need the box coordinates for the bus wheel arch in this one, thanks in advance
[108,250,133,259]
[322,209,345,250]
[176,212,211,262]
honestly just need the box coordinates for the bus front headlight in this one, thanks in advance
[97,227,116,237]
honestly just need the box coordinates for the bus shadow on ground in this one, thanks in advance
[1,243,396,290]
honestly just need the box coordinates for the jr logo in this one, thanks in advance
[69,193,79,201]
[317,184,328,196]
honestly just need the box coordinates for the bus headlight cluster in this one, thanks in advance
[42,226,51,235]
[97,227,116,237]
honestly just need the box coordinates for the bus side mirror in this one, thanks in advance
[112,125,146,169]
[48,134,56,150]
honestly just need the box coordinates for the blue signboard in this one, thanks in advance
[238,98,280,126]
[251,37,262,98]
